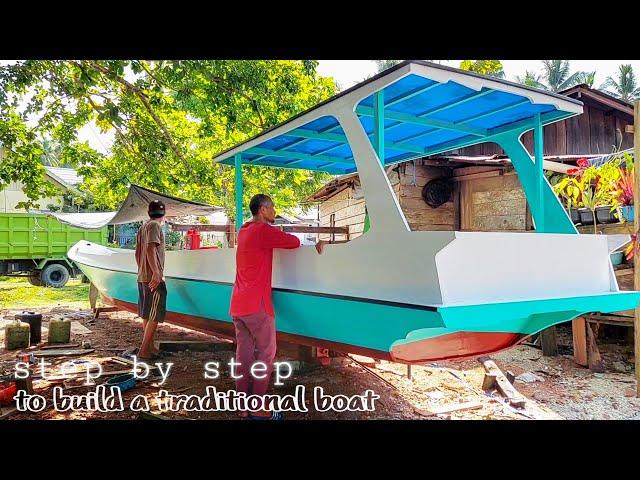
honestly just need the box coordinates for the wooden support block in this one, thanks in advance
[586,322,605,373]
[478,356,527,408]
[15,376,34,395]
[482,373,497,391]
[572,317,588,367]
[89,283,99,311]
[540,327,559,357]
[94,306,120,320]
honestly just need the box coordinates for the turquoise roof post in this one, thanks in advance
[234,153,243,232]
[534,113,545,232]
[373,90,385,165]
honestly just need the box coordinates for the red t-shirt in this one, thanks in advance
[229,221,301,317]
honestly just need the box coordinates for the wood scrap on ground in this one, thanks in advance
[107,356,158,371]
[32,349,95,357]
[42,343,81,350]
[415,401,483,417]
[0,406,18,420]
[478,356,527,408]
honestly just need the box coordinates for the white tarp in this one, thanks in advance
[50,184,222,229]
[50,211,118,229]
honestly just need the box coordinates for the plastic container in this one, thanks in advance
[4,320,30,350]
[595,206,616,224]
[578,208,595,225]
[610,251,624,266]
[48,317,71,344]
[105,374,137,393]
[16,311,43,344]
[620,205,635,222]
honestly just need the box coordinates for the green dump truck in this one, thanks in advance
[0,212,108,287]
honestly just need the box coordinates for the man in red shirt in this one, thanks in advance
[230,194,325,420]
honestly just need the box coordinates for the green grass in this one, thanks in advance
[0,276,90,310]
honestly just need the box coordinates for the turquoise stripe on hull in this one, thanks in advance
[80,263,640,357]
[80,264,444,353]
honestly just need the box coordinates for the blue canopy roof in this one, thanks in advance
[212,61,583,175]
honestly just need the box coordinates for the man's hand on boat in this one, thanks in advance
[149,274,163,291]
[315,239,326,255]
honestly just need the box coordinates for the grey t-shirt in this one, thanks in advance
[135,220,165,283]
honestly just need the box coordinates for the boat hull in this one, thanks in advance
[77,262,640,363]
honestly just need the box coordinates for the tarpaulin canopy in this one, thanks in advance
[50,184,222,229]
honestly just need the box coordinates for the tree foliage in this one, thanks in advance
[600,64,640,102]
[459,60,505,78]
[375,60,404,73]
[539,60,583,92]
[0,60,336,216]
[514,70,545,89]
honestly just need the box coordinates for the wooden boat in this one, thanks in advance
[69,61,640,363]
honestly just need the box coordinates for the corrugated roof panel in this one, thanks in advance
[212,61,583,173]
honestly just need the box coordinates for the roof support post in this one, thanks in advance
[494,130,576,234]
[373,90,385,165]
[534,113,545,232]
[335,106,409,234]
[234,153,243,232]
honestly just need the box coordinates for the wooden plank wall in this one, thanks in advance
[317,162,533,238]
[318,162,457,238]
[459,172,528,232]
[399,162,456,231]
[318,186,366,241]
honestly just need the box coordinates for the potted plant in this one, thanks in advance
[615,153,634,222]
[552,176,581,224]
[593,159,622,224]
[579,184,597,231]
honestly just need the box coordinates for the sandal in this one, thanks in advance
[248,411,284,421]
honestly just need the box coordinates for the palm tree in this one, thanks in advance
[541,60,582,92]
[515,70,546,89]
[573,71,596,88]
[600,64,640,102]
[40,138,62,166]
[375,60,404,73]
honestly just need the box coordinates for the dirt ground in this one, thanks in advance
[1,306,639,420]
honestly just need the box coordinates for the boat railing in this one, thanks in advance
[168,222,350,247]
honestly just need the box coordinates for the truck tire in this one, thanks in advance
[28,275,43,286]
[40,263,70,288]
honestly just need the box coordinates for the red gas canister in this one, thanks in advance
[186,229,201,250]
[0,382,17,406]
